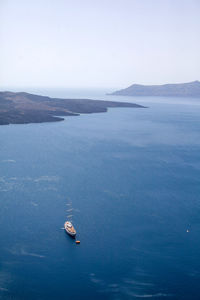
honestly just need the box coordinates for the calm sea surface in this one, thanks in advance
[1,89,200,299]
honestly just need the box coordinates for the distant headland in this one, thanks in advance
[0,91,145,125]
[109,81,200,97]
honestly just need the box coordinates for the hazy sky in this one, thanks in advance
[0,0,199,89]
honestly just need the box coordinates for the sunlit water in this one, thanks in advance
[1,89,200,299]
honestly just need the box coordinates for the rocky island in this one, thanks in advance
[0,91,145,125]
[109,80,200,97]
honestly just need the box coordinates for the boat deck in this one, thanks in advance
[66,225,76,233]
[64,222,76,234]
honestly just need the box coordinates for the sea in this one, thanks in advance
[0,88,200,299]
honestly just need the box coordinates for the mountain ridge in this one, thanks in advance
[109,81,200,97]
[0,91,145,125]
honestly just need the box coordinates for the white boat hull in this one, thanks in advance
[64,221,76,237]
[65,229,76,237]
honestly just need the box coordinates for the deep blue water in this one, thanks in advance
[1,90,200,299]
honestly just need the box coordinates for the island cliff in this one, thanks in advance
[0,91,145,125]
[109,81,200,97]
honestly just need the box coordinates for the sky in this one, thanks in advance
[0,0,200,89]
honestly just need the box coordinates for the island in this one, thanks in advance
[109,80,200,97]
[0,91,145,125]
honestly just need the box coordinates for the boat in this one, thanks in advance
[64,221,76,237]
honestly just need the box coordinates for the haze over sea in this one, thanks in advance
[1,89,200,299]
